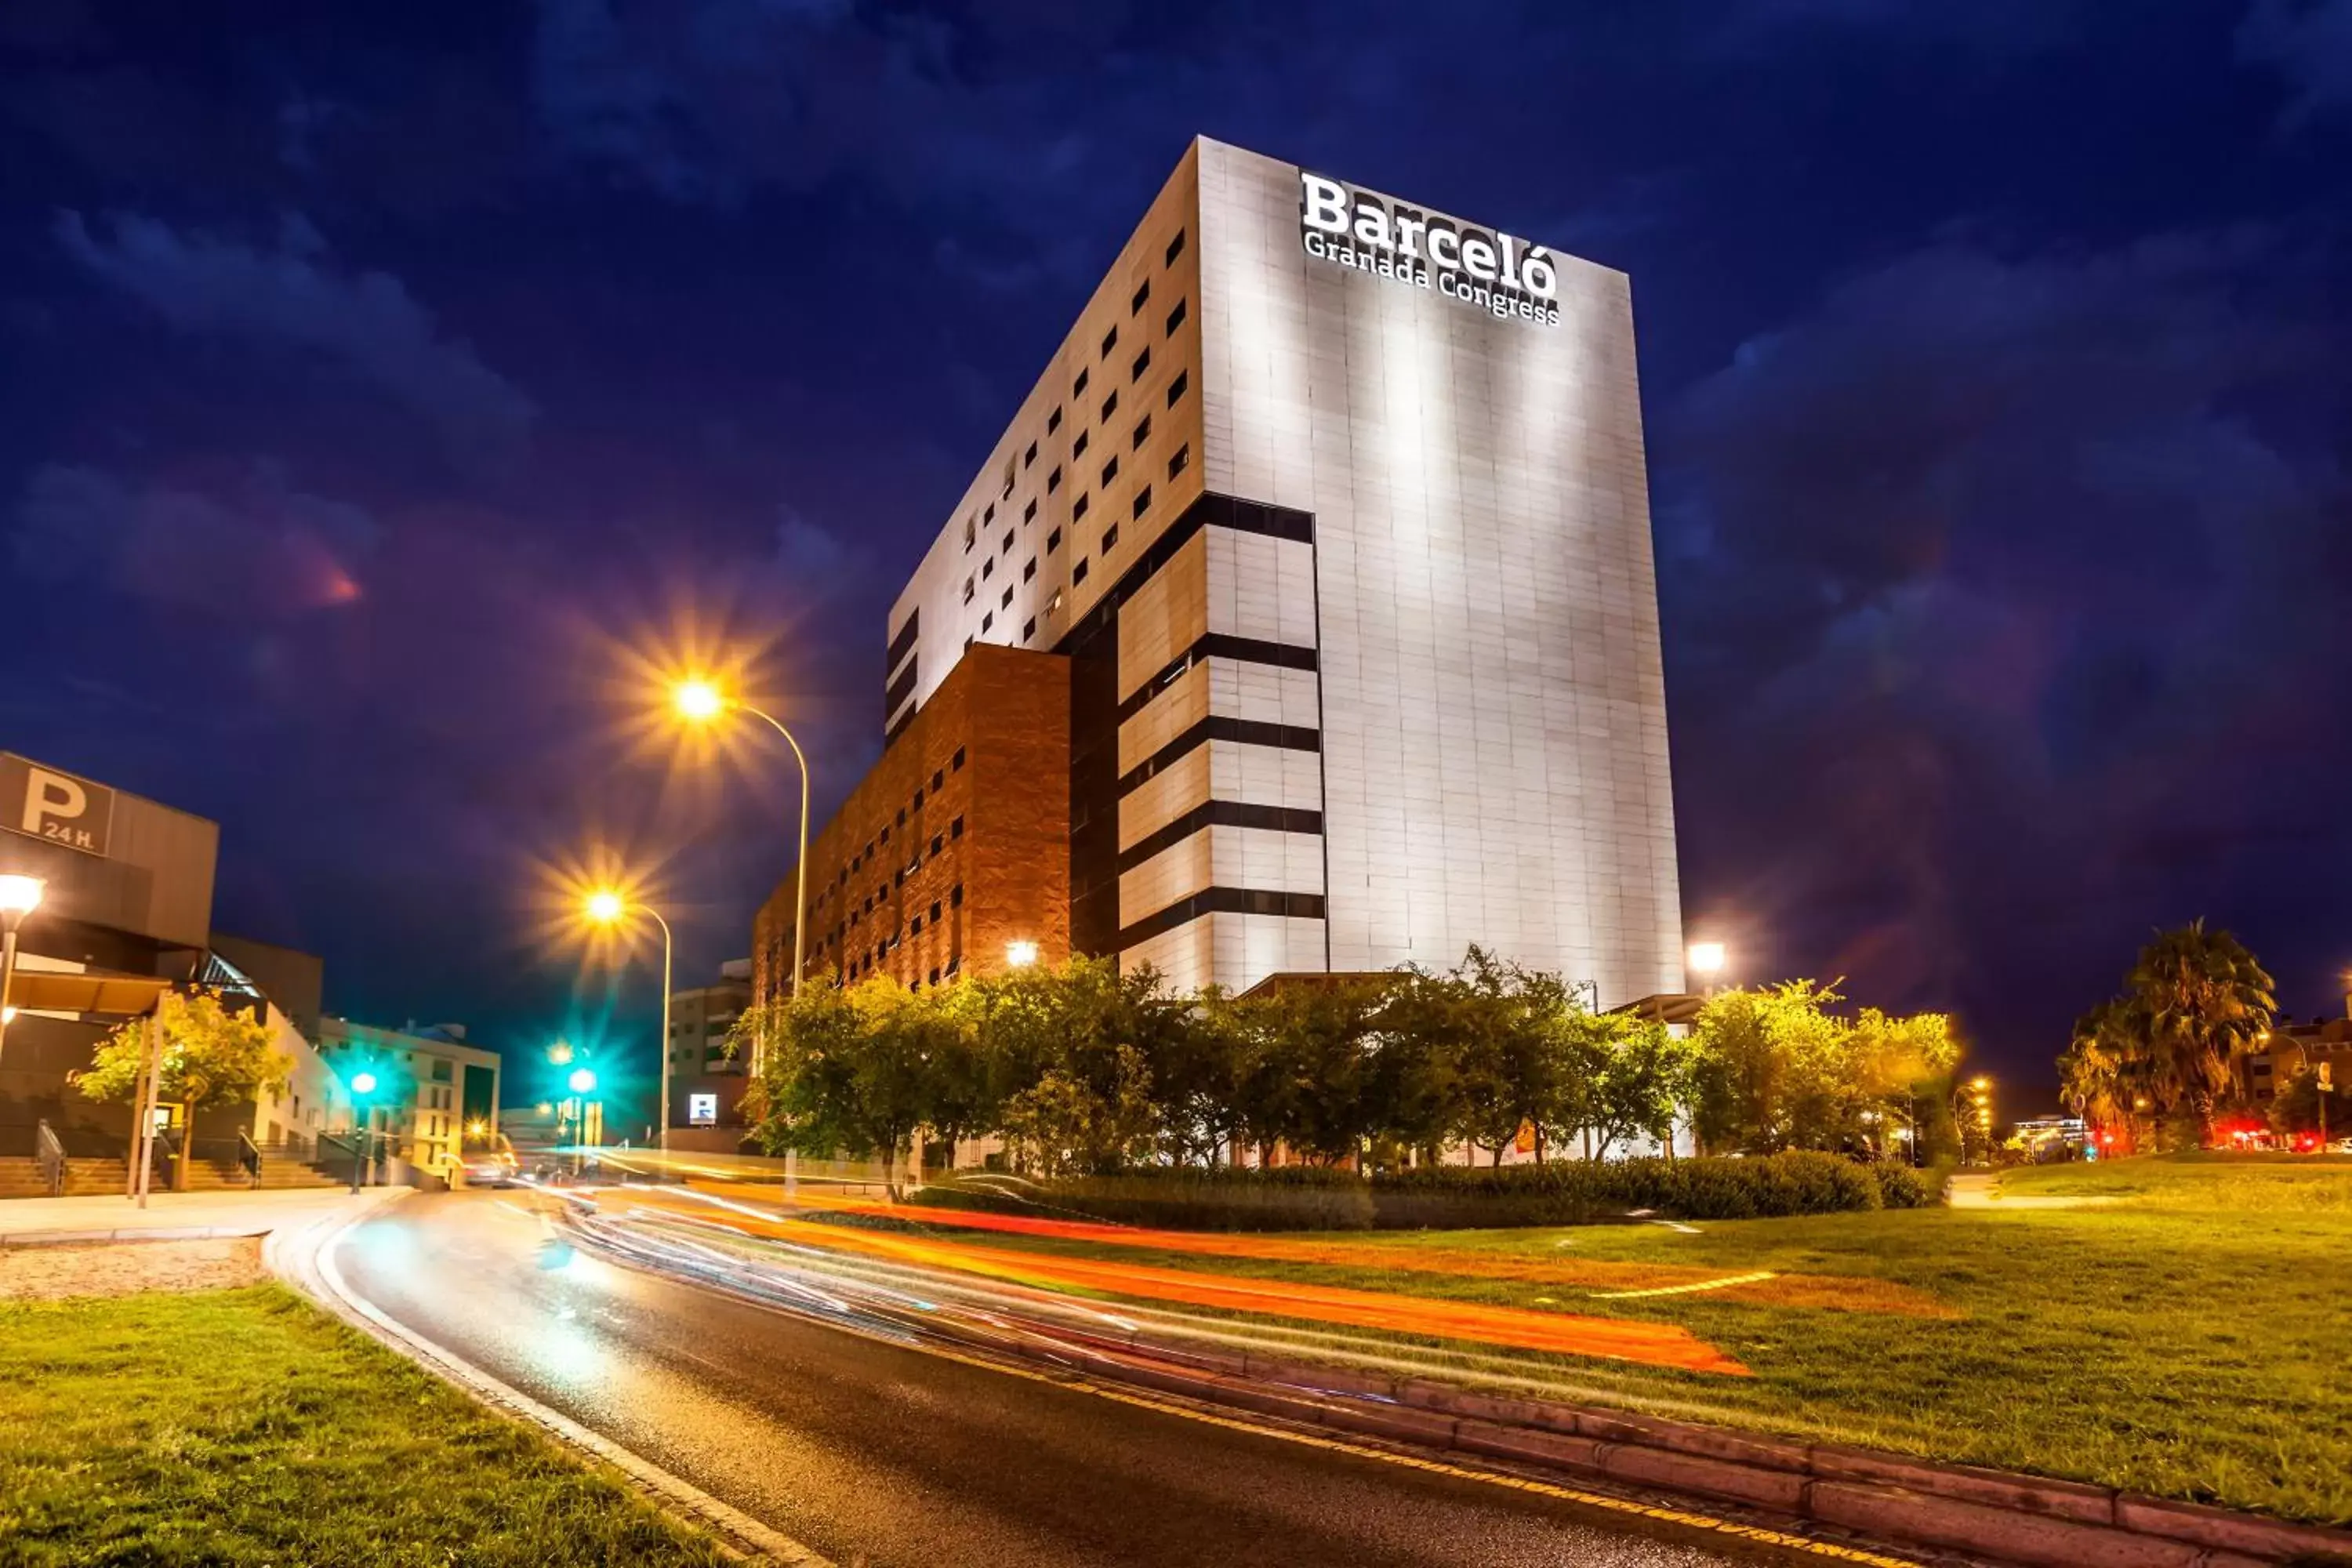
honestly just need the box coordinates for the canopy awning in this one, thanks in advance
[5,968,174,1018]
[1609,992,1707,1026]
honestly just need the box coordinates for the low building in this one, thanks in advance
[2244,1003,2352,1107]
[315,1018,502,1181]
[753,644,1071,1002]
[667,958,752,1145]
[0,749,338,1165]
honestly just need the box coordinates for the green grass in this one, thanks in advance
[0,1283,729,1567]
[833,1156,2352,1526]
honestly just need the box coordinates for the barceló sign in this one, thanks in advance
[0,753,114,857]
[1298,172,1563,325]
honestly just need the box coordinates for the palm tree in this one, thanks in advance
[2125,920,2276,1142]
[2059,1000,2133,1139]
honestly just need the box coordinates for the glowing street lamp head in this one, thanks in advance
[568,1067,597,1095]
[0,874,45,917]
[547,1040,574,1065]
[1004,939,1040,969]
[672,677,727,723]
[585,888,627,926]
[1686,941,1726,978]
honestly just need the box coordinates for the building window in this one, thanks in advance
[1073,494,1089,521]
[1101,325,1117,358]
[1000,586,1012,610]
[1168,445,1190,479]
[930,901,942,922]
[1073,430,1089,459]
[913,787,924,811]
[1023,498,1037,523]
[982,557,994,580]
[1047,527,1062,553]
[1047,466,1062,493]
[963,516,975,550]
[1001,456,1015,496]
[1022,616,1036,641]
[930,967,942,985]
[953,746,966,770]
[1166,298,1187,335]
[1073,558,1089,584]
[1132,415,1152,449]
[951,884,964,907]
[1100,456,1119,485]
[1166,229,1185,264]
[1024,441,1037,468]
[1131,279,1149,314]
[1100,390,1117,423]
[982,612,993,632]
[1001,530,1013,553]
[910,915,923,936]
[1023,556,1036,581]
[1167,370,1189,407]
[931,768,944,791]
[1131,347,1150,381]
[931,833,943,855]
[962,576,975,604]
[950,815,964,838]
[1047,405,1062,434]
[1103,523,1120,551]
[984,501,995,524]
[1131,486,1151,519]
[1073,368,1089,397]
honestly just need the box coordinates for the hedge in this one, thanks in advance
[913,1150,1930,1232]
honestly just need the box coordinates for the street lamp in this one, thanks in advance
[1005,939,1040,969]
[584,888,672,1153]
[347,1069,379,1192]
[566,1065,600,1174]
[1686,939,1726,1000]
[0,873,46,1065]
[669,676,811,1024]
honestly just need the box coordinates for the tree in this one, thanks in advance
[1685,982,1956,1157]
[74,989,291,1188]
[2126,920,2275,1141]
[1585,1014,1691,1159]
[1222,978,1386,1166]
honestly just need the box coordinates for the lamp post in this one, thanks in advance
[671,679,811,1041]
[568,1065,598,1174]
[347,1069,379,1192]
[584,890,672,1154]
[0,873,46,1065]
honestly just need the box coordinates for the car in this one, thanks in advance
[461,1151,521,1189]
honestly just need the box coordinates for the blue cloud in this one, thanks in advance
[54,209,535,466]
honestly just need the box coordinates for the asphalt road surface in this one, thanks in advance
[332,1192,1845,1568]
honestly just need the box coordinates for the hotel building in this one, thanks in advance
[756,136,1682,1006]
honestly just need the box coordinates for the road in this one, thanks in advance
[331,1192,1851,1568]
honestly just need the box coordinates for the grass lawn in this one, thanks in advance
[826,1157,2352,1527]
[0,1283,729,1567]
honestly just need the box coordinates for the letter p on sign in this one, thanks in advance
[24,770,85,838]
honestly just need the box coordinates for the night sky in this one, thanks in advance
[4,1,2348,1112]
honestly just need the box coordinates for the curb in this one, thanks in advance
[263,1196,832,1568]
[0,1223,278,1247]
[569,1208,2352,1568]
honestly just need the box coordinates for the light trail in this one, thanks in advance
[583,1187,1749,1374]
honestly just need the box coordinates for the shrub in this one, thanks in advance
[913,1165,1375,1232]
[1373,1150,1882,1228]
[914,1152,1900,1232]
[1873,1162,1933,1209]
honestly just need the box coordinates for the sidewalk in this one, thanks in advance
[0,1186,400,1247]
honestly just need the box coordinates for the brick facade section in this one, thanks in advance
[753,646,1070,1006]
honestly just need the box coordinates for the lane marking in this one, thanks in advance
[1593,1271,1780,1301]
[568,1222,1919,1568]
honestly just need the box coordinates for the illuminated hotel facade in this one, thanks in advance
[757,136,1683,1007]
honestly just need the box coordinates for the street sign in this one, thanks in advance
[689,1092,717,1127]
[0,753,114,856]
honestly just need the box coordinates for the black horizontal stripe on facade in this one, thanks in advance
[1118,887,1328,951]
[1049,492,1318,662]
[1116,801,1323,875]
[1117,716,1320,797]
[884,659,919,718]
[1116,633,1319,724]
[886,610,920,670]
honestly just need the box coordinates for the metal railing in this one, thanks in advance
[34,1120,66,1196]
[236,1129,263,1186]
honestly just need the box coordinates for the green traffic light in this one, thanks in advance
[350,1070,378,1097]
[568,1067,597,1095]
